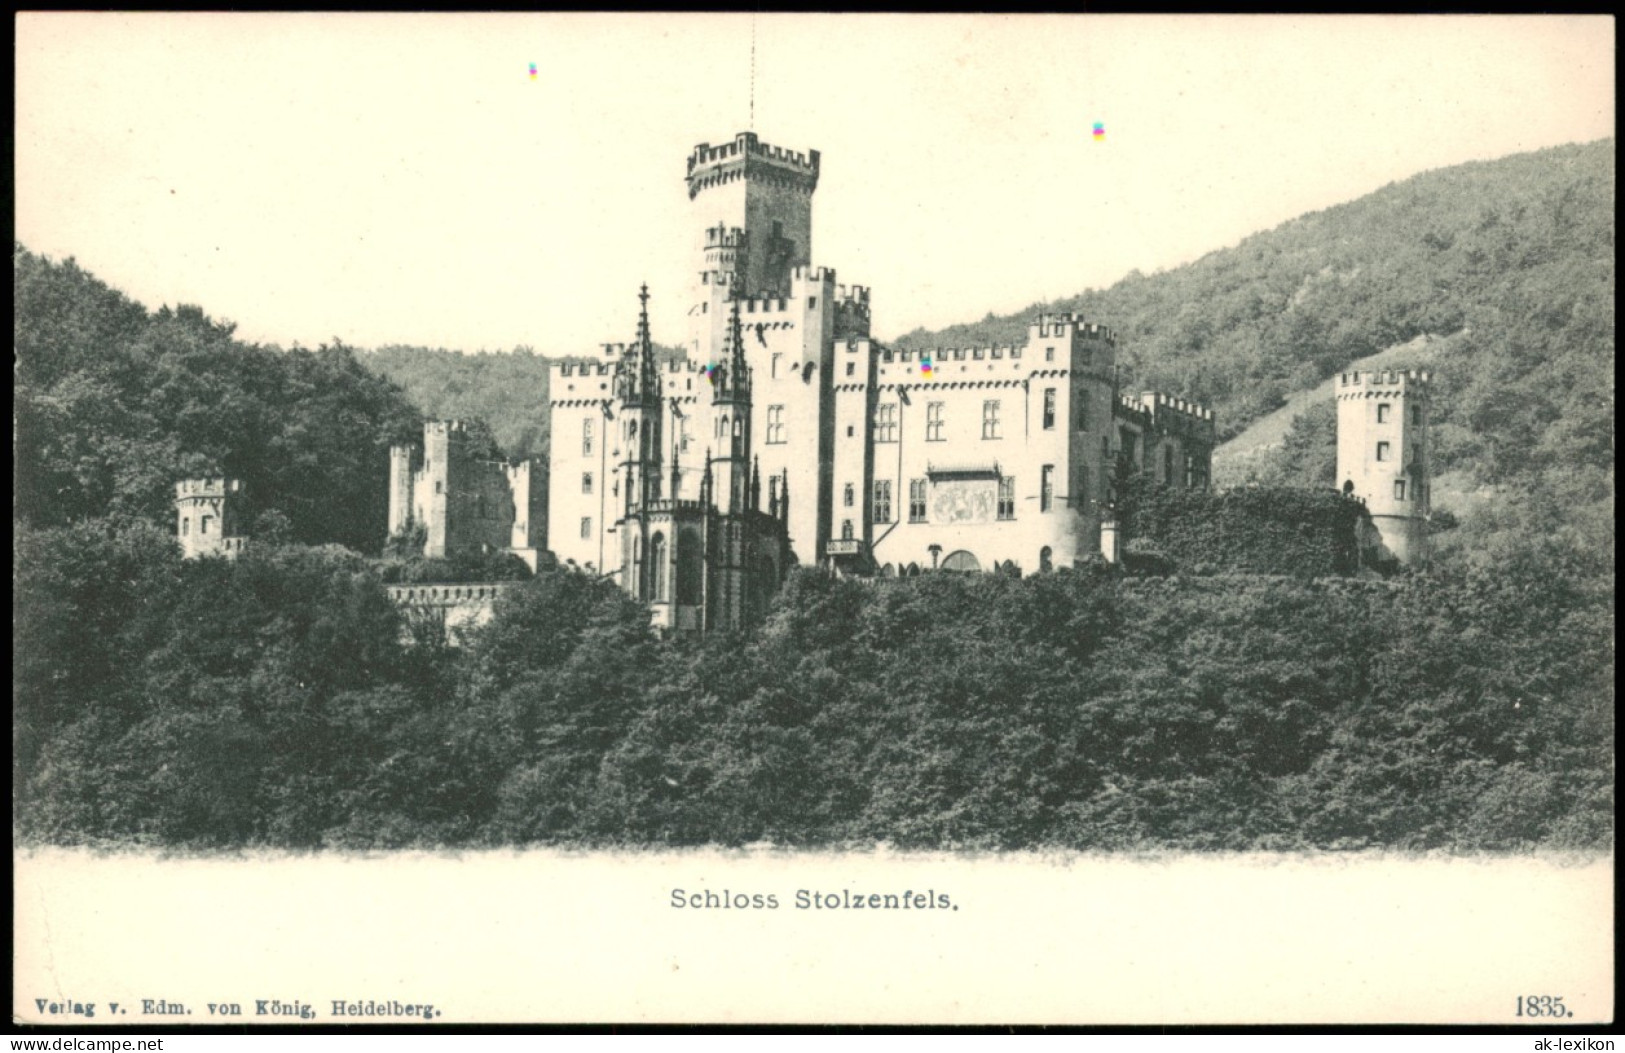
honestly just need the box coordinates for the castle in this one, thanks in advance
[545,130,1217,625]
[171,130,1434,630]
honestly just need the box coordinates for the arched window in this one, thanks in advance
[181,517,190,537]
[1342,480,1355,496]
[632,537,644,597]
[677,527,703,604]
[1164,445,1174,484]
[1039,546,1053,573]
[651,533,668,602]
[941,550,981,573]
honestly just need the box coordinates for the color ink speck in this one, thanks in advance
[529,64,538,80]
[1093,122,1105,140]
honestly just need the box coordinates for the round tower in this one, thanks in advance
[1336,369,1432,565]
[175,477,248,559]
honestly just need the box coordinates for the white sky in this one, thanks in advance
[15,13,1615,355]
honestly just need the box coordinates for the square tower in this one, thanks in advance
[687,132,820,302]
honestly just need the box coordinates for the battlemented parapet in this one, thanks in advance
[1122,391,1217,434]
[175,477,248,559]
[386,581,517,645]
[686,132,820,200]
[1336,369,1432,565]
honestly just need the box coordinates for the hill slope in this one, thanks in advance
[896,139,1613,563]
[13,245,423,552]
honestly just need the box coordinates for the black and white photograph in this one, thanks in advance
[12,13,1614,1029]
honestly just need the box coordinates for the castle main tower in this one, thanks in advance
[687,131,819,302]
[175,477,248,559]
[1336,368,1432,565]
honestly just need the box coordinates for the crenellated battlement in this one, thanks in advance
[1121,391,1216,424]
[704,225,749,249]
[686,132,820,178]
[835,284,870,305]
[554,361,616,378]
[424,420,476,439]
[790,264,837,287]
[1337,368,1432,391]
[875,343,1036,383]
[1030,312,1116,344]
[175,477,244,499]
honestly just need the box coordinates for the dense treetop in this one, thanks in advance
[14,244,423,553]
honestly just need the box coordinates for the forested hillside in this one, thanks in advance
[16,549,1612,852]
[898,139,1615,564]
[14,245,423,553]
[361,342,687,464]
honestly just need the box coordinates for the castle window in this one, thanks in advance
[846,362,855,377]
[1077,466,1091,509]
[808,297,817,309]
[677,529,703,605]
[632,537,644,597]
[766,405,786,444]
[181,517,189,536]
[1041,466,1054,513]
[1411,444,1421,466]
[773,353,783,379]
[1163,445,1174,482]
[1394,480,1407,501]
[926,402,945,442]
[909,479,927,522]
[982,400,1001,440]
[1043,388,1056,430]
[629,419,638,439]
[843,483,855,508]
[651,534,669,602]
[580,517,592,539]
[583,418,594,456]
[872,480,893,523]
[847,425,855,438]
[1376,441,1392,462]
[998,477,1015,520]
[1040,546,1053,573]
[679,418,691,453]
[1045,347,1055,362]
[841,519,854,540]
[1412,405,1422,425]
[582,472,593,495]
[435,481,443,495]
[1377,403,1392,423]
[1077,394,1089,432]
[873,403,898,443]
